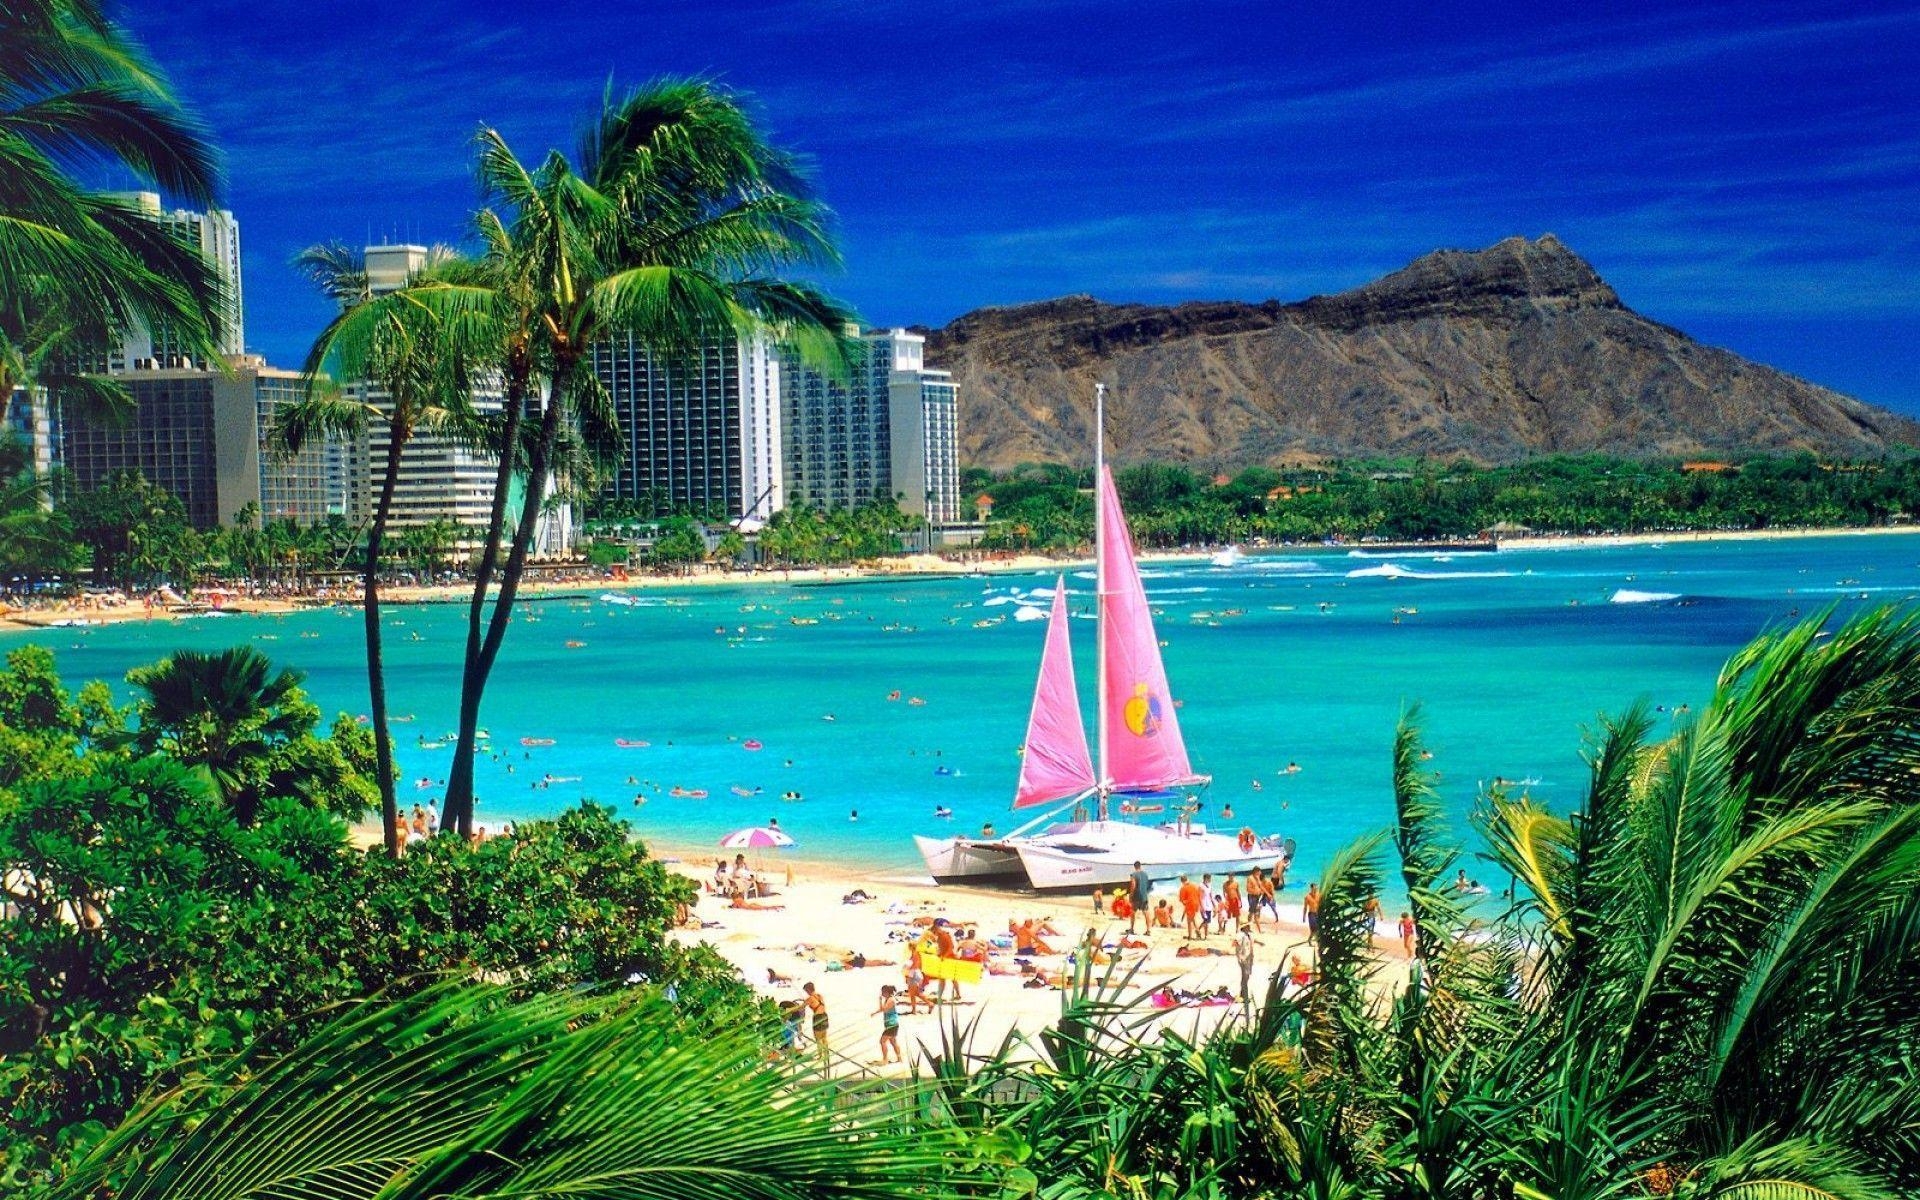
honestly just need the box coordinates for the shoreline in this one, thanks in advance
[8,523,1920,636]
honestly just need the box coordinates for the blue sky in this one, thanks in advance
[122,0,1920,413]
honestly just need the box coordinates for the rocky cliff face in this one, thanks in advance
[926,235,1916,467]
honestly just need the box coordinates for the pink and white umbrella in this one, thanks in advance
[719,826,796,850]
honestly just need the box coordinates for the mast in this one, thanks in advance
[1094,382,1109,816]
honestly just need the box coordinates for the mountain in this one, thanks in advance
[925,235,1918,468]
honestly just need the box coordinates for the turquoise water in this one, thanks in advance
[13,535,1920,883]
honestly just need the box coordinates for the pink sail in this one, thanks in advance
[1013,581,1097,809]
[1098,467,1200,791]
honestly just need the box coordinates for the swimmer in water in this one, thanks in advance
[934,805,952,819]
[850,809,859,821]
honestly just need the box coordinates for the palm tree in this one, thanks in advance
[1,0,224,406]
[1480,605,1920,1198]
[436,78,857,835]
[49,983,958,1200]
[276,242,490,856]
[124,646,309,827]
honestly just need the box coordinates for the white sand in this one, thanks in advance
[662,854,1410,1077]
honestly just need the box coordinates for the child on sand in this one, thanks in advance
[872,984,902,1065]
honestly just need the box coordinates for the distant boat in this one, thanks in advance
[615,738,650,748]
[1211,546,1245,568]
[915,385,1276,892]
[521,737,555,748]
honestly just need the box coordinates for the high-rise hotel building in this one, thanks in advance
[889,364,961,524]
[343,245,571,552]
[48,198,357,526]
[592,331,784,522]
[780,327,960,523]
[101,191,245,370]
[350,244,498,534]
[57,357,347,527]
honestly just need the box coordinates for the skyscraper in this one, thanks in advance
[889,366,961,524]
[102,191,244,369]
[780,327,960,522]
[594,330,784,522]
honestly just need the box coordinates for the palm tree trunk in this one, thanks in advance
[443,362,569,837]
[365,420,406,856]
[444,374,527,826]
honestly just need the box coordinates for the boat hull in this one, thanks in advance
[1013,822,1280,892]
[913,835,1031,887]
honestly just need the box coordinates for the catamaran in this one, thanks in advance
[914,385,1282,892]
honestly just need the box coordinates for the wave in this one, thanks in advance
[1609,589,1682,604]
[1346,563,1515,581]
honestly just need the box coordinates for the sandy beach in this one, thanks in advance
[0,552,1069,633]
[659,854,1365,1076]
[346,821,1398,1075]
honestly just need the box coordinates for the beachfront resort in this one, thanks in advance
[7,1,1920,1197]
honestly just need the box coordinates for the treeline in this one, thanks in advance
[968,452,1920,549]
[0,453,467,593]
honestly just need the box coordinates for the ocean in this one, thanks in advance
[12,534,1919,888]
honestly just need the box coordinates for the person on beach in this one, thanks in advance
[1128,861,1151,935]
[1223,875,1243,929]
[1288,953,1313,989]
[1178,876,1203,940]
[903,957,933,1013]
[1012,919,1055,955]
[1153,899,1174,929]
[1091,887,1103,914]
[1362,895,1383,941]
[803,982,829,1065]
[932,921,962,1003]
[1199,873,1216,931]
[1304,883,1322,942]
[872,985,902,1065]
[779,999,806,1056]
[1235,924,1256,1004]
[1399,910,1417,957]
[1246,869,1268,932]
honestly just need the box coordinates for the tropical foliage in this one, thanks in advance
[927,607,1920,1200]
[56,468,199,588]
[42,983,953,1200]
[0,0,223,414]
[0,645,732,1191]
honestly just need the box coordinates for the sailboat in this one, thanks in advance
[913,581,1095,885]
[914,384,1281,892]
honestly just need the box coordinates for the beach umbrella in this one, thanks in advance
[719,826,796,850]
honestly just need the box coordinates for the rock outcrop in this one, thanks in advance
[926,235,1916,466]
